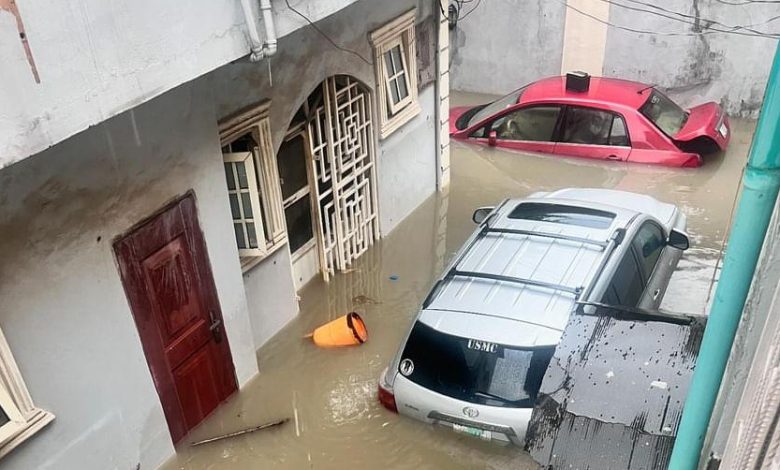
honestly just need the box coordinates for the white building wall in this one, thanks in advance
[0,0,362,169]
[0,81,258,470]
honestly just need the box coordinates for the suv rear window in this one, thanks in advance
[508,203,615,229]
[399,321,554,408]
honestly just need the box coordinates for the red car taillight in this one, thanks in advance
[378,383,397,413]
[683,155,702,168]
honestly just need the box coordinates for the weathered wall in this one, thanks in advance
[242,246,299,348]
[603,1,779,118]
[377,86,437,235]
[0,81,259,470]
[703,196,780,466]
[449,0,566,95]
[0,0,362,168]
[208,0,437,237]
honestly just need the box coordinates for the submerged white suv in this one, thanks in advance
[377,188,690,446]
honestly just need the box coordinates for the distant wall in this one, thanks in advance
[449,0,566,95]
[603,0,779,118]
[449,0,779,117]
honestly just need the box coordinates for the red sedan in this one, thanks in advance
[449,74,730,167]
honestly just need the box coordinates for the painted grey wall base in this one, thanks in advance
[0,81,259,470]
[243,246,299,348]
[449,0,566,95]
[377,86,437,236]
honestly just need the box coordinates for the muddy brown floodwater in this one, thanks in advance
[160,92,753,469]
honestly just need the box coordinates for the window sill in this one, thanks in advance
[240,238,288,274]
[379,100,422,140]
[0,408,54,459]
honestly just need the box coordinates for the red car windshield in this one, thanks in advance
[466,86,527,128]
[639,90,689,137]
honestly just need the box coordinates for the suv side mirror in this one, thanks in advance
[668,229,690,251]
[488,130,498,146]
[472,207,494,224]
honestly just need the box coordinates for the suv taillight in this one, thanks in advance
[378,382,397,413]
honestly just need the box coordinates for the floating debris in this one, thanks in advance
[191,418,289,446]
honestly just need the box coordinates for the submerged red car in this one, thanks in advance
[450,73,730,167]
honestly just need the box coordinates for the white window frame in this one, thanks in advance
[370,9,421,139]
[219,102,287,272]
[0,328,54,459]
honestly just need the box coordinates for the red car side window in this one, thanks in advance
[561,107,630,147]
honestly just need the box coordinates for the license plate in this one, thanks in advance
[452,423,492,441]
[718,122,728,137]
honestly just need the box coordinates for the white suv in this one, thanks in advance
[377,188,689,446]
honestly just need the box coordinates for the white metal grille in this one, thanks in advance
[307,76,379,280]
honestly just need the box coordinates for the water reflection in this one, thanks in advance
[160,92,752,469]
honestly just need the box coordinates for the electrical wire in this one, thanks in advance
[558,0,779,39]
[458,0,483,21]
[284,0,372,65]
[620,0,780,32]
[714,0,780,5]
[596,0,780,38]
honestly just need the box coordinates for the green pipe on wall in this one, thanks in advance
[669,43,780,469]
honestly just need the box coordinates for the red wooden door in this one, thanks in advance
[114,193,237,443]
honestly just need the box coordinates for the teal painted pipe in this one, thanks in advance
[669,43,780,469]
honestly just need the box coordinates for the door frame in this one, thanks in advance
[113,191,237,443]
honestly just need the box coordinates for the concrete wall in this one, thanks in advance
[449,0,566,95]
[603,1,780,118]
[449,0,778,117]
[0,81,258,470]
[0,0,363,168]
[703,198,780,466]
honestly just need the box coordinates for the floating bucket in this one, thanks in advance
[307,312,368,348]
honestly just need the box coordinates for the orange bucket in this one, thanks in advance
[308,312,368,348]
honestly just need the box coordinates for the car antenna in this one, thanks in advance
[637,84,656,95]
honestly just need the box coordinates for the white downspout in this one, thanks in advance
[240,0,278,62]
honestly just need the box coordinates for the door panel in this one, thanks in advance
[115,193,237,443]
[479,105,560,155]
[554,143,630,161]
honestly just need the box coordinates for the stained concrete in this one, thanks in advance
[602,1,779,118]
[449,0,566,95]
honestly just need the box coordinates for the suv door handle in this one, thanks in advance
[652,288,661,301]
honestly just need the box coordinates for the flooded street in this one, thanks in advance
[161,92,753,469]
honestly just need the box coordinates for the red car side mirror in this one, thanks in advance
[488,130,497,146]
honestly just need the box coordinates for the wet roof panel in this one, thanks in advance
[526,304,705,469]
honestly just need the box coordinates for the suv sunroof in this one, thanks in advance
[508,203,615,229]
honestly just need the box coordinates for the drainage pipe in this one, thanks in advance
[240,0,277,62]
[669,43,780,469]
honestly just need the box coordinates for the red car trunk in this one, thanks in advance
[674,102,730,150]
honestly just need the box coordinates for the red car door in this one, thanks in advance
[554,106,632,162]
[471,105,561,155]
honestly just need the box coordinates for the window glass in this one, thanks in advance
[562,107,615,145]
[602,250,645,307]
[490,106,561,142]
[610,115,630,146]
[277,135,309,201]
[632,222,665,281]
[508,203,615,229]
[400,321,555,408]
[639,90,689,136]
[0,406,8,428]
[383,44,409,107]
[466,86,528,128]
[285,196,314,254]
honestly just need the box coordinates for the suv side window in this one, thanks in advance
[602,249,644,307]
[490,106,561,141]
[561,107,630,146]
[632,221,666,281]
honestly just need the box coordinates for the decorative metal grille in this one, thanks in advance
[307,76,379,280]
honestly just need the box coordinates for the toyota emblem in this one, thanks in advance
[462,406,479,418]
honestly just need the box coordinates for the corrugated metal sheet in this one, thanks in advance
[526,303,705,470]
